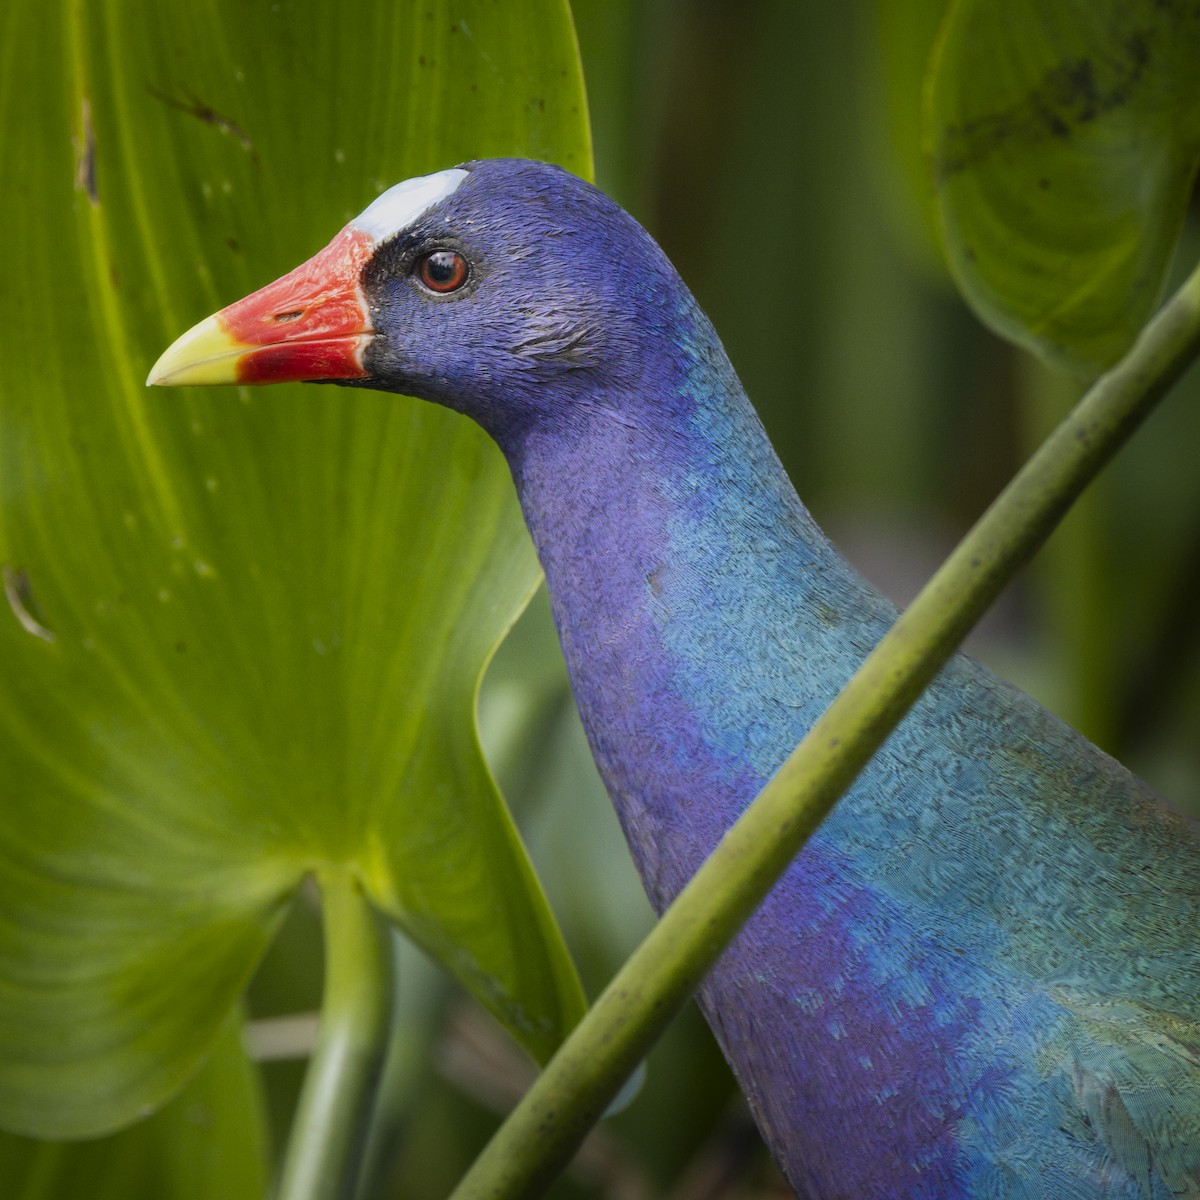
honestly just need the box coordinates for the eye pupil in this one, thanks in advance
[418,250,468,293]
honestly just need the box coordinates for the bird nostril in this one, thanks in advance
[272,309,305,322]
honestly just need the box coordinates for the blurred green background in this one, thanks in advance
[261,4,1200,1198]
[10,2,1198,1197]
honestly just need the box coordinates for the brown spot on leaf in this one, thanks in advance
[75,96,98,206]
[933,26,1157,180]
[148,85,257,160]
[3,566,55,643]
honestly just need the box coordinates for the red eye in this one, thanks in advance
[416,249,469,293]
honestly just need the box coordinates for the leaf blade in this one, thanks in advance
[928,0,1200,372]
[0,0,588,1138]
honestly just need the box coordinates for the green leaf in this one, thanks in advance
[0,0,589,1139]
[927,0,1200,372]
[0,1015,268,1200]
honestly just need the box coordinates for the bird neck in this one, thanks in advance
[496,301,888,908]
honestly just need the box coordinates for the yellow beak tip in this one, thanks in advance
[146,313,244,388]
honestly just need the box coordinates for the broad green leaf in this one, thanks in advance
[0,0,589,1139]
[927,0,1200,372]
[0,1015,268,1200]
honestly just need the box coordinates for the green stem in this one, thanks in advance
[449,258,1200,1200]
[275,869,392,1200]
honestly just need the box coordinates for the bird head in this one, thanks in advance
[148,159,677,442]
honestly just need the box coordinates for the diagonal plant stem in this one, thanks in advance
[275,868,392,1200]
[448,256,1200,1200]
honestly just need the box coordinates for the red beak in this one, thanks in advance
[147,226,376,387]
